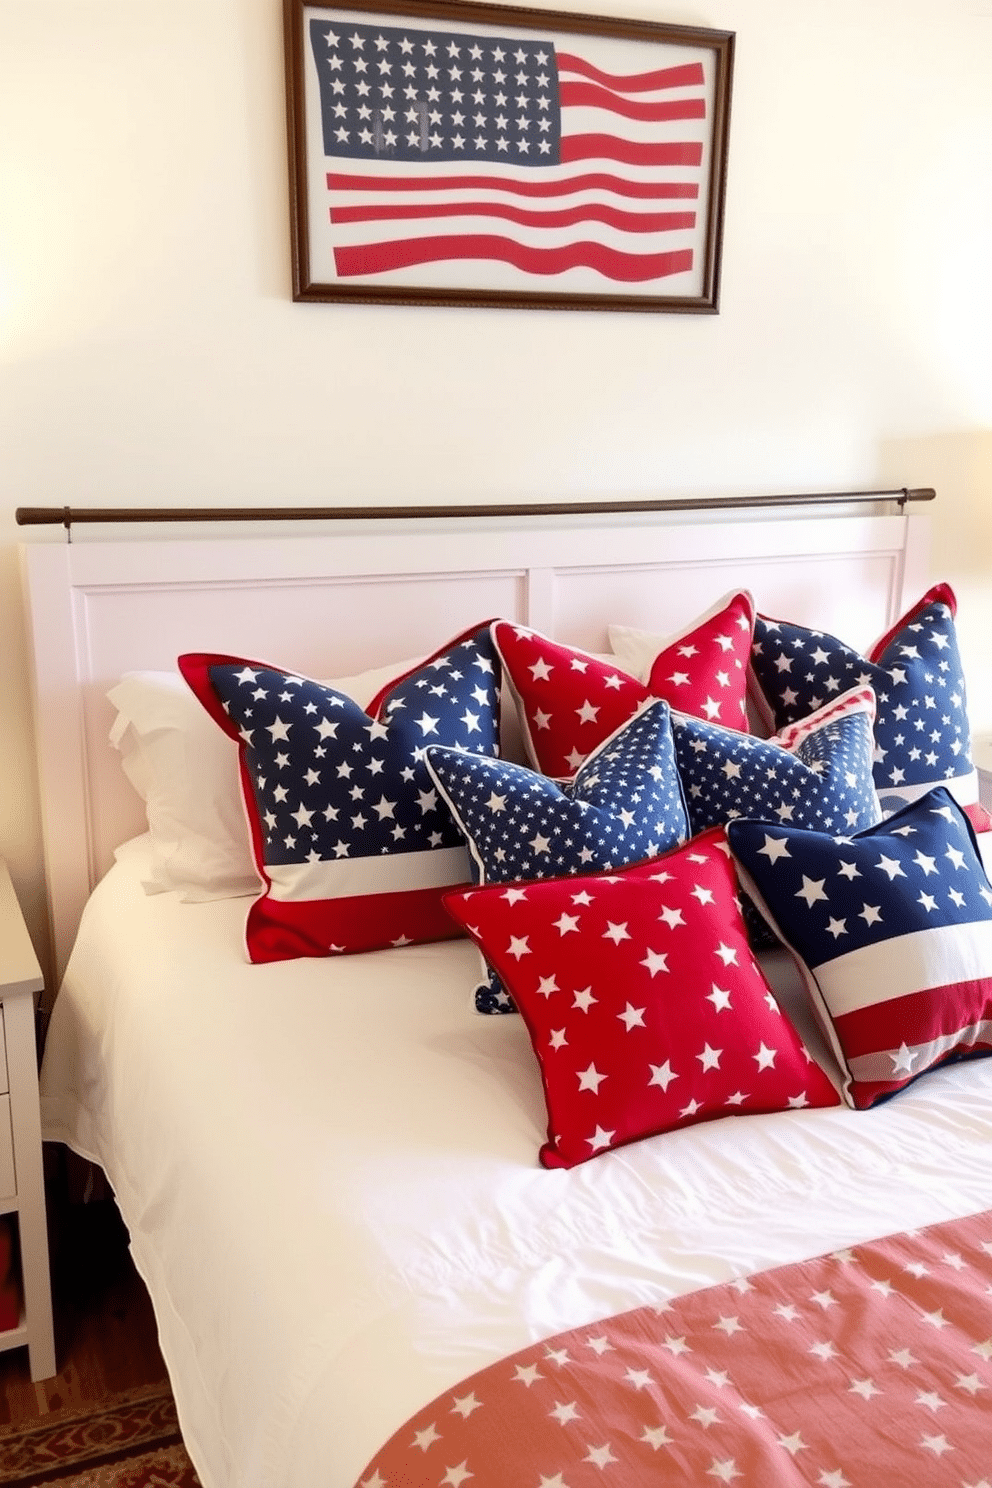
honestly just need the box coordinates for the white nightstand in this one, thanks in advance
[975,735,992,814]
[0,862,56,1380]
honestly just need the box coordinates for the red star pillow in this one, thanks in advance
[444,828,840,1169]
[494,592,754,778]
[608,588,755,722]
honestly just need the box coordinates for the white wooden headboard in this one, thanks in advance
[20,509,929,983]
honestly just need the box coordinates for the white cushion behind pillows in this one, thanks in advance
[108,659,423,902]
[606,622,669,683]
[109,671,255,900]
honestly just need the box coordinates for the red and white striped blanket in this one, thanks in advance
[355,1208,992,1487]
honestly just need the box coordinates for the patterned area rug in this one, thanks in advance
[0,1381,201,1487]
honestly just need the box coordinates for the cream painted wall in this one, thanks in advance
[2,0,991,971]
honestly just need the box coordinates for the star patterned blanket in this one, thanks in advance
[355,1207,992,1487]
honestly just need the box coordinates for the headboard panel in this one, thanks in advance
[21,509,929,982]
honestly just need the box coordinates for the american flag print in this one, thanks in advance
[749,583,990,828]
[303,8,719,293]
[356,1208,992,1488]
[672,686,882,839]
[178,623,500,962]
[728,787,992,1109]
[426,700,689,1012]
[444,827,839,1167]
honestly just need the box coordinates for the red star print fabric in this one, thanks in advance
[493,592,755,779]
[608,588,755,717]
[444,828,839,1170]
[354,1206,992,1487]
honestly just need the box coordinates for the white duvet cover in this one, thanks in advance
[40,836,992,1488]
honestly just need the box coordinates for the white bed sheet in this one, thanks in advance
[40,834,992,1488]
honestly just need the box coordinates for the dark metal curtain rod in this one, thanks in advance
[15,487,936,530]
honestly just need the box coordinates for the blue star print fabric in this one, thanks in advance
[671,687,881,838]
[748,583,981,820]
[427,700,689,1013]
[727,787,992,1108]
[178,622,502,961]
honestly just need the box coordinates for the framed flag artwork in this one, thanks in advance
[283,0,734,312]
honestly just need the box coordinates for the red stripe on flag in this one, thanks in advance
[834,978,992,1061]
[245,884,466,964]
[555,53,706,93]
[334,235,694,283]
[560,135,704,167]
[327,171,700,202]
[559,81,707,123]
[331,200,696,234]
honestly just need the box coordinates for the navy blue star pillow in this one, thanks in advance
[179,623,501,962]
[426,700,689,1013]
[672,686,881,838]
[672,687,881,950]
[727,788,992,1110]
[748,583,991,831]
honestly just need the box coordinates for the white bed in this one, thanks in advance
[23,503,992,1487]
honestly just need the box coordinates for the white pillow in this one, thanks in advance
[108,659,423,902]
[606,622,667,684]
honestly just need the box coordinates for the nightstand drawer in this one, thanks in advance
[0,1096,14,1200]
[0,862,54,1379]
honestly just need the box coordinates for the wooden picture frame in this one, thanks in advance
[283,0,734,312]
